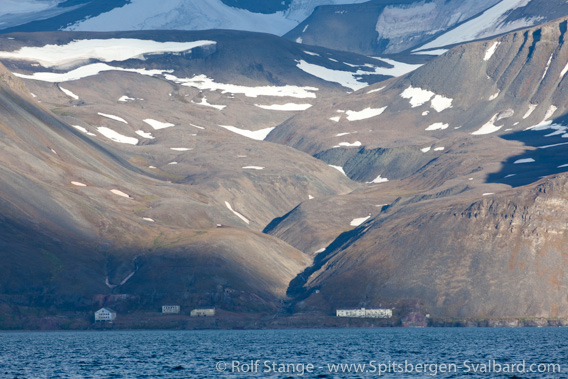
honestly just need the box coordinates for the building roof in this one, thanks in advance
[96,307,116,313]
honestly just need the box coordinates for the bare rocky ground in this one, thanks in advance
[1,21,568,329]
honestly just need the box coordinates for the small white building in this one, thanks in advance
[190,307,215,317]
[162,305,181,314]
[94,307,117,322]
[336,308,392,318]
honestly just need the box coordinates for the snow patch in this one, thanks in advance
[119,95,135,102]
[434,147,445,151]
[135,130,154,139]
[421,146,431,153]
[170,148,192,151]
[144,118,175,130]
[370,57,423,77]
[337,141,362,147]
[542,54,553,80]
[430,95,453,112]
[412,49,449,56]
[143,217,155,222]
[514,158,535,164]
[72,125,96,136]
[0,38,216,68]
[218,125,274,141]
[254,103,312,111]
[329,165,347,176]
[60,86,79,100]
[296,59,367,91]
[345,106,387,121]
[98,112,127,124]
[110,189,131,198]
[350,215,371,227]
[526,105,557,130]
[425,122,449,131]
[367,87,385,94]
[401,86,435,107]
[472,114,502,135]
[97,127,138,145]
[366,175,388,184]
[303,51,320,56]
[225,201,249,225]
[13,63,171,83]
[523,104,538,119]
[489,90,500,101]
[192,97,226,110]
[71,181,87,187]
[484,41,501,61]
[165,73,318,98]
[329,116,341,122]
[561,63,568,79]
[242,166,264,170]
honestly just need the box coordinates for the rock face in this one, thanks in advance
[289,175,568,319]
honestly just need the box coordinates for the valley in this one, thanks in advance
[1,1,568,329]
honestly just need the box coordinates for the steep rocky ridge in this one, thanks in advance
[288,174,568,319]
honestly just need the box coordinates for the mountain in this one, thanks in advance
[0,0,370,35]
[268,16,568,187]
[6,0,568,59]
[285,0,568,55]
[0,59,317,314]
[0,30,369,326]
[2,5,568,328]
[265,16,568,320]
[288,174,568,320]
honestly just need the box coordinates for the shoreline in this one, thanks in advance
[1,310,567,331]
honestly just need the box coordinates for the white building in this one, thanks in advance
[94,307,117,321]
[190,307,215,317]
[162,305,181,314]
[336,308,392,318]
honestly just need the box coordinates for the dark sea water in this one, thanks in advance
[0,328,567,378]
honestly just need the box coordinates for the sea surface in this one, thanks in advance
[0,328,567,378]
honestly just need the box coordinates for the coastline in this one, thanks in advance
[1,309,567,331]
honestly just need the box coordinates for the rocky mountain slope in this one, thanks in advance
[288,174,568,319]
[2,10,568,326]
[265,17,568,319]
[0,33,362,320]
[269,17,568,188]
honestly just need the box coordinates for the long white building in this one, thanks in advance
[336,308,392,318]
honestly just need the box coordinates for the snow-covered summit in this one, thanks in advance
[64,0,370,36]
